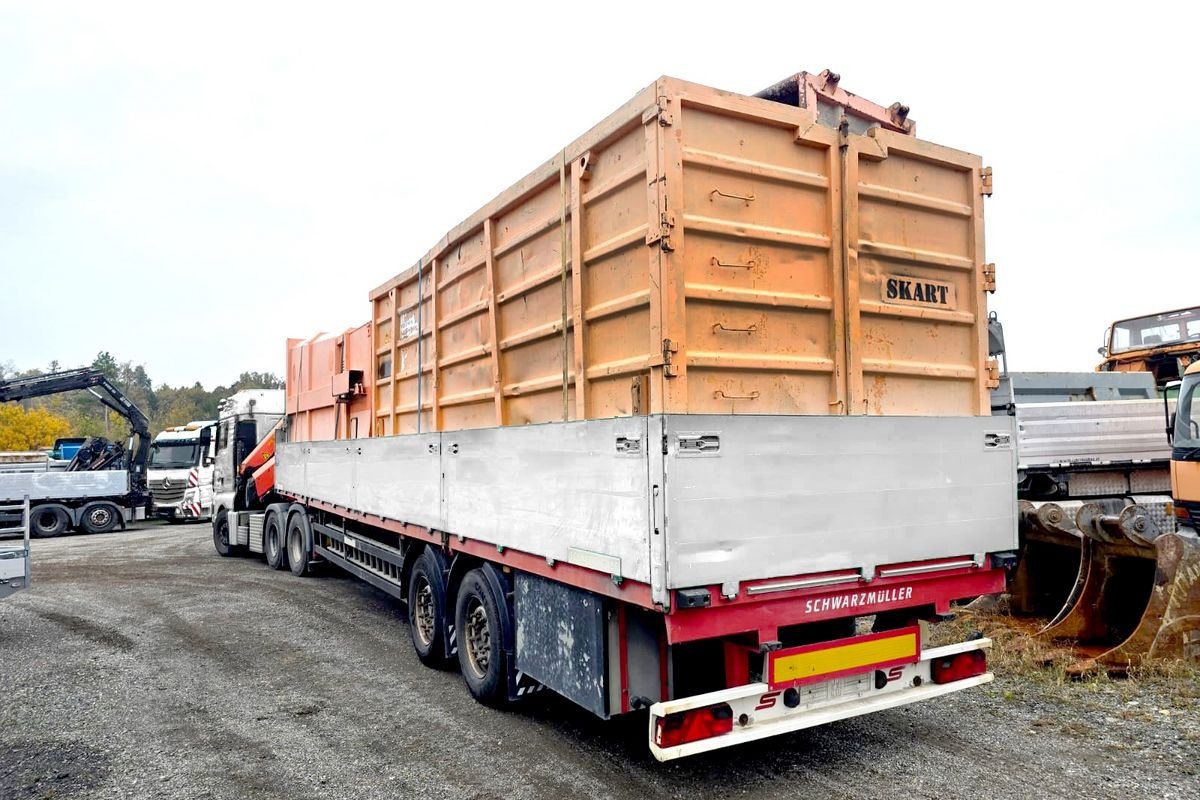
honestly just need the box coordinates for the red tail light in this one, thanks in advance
[931,649,987,684]
[653,703,734,748]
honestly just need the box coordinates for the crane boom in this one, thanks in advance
[0,368,151,500]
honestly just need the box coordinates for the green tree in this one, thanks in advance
[0,405,71,450]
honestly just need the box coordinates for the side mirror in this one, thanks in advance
[1097,345,1108,356]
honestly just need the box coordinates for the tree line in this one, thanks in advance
[0,352,282,451]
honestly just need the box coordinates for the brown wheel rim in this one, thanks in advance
[463,597,490,680]
[414,575,436,647]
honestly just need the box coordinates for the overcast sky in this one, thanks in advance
[1,2,1195,388]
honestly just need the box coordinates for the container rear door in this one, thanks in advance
[674,99,846,416]
[842,130,991,416]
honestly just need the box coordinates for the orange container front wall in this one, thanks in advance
[369,74,993,435]
[287,324,374,443]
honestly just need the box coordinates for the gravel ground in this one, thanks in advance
[1,523,1198,799]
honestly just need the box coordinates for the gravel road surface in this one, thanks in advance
[1,524,1197,799]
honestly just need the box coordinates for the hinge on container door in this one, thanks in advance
[660,338,679,378]
[982,262,996,293]
[986,357,1001,390]
[980,166,993,197]
[641,96,675,128]
[646,209,676,252]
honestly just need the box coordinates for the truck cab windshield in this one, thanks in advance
[1175,375,1200,452]
[1110,307,1200,354]
[149,442,200,470]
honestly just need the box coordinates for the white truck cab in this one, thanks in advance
[207,390,285,521]
[148,420,216,521]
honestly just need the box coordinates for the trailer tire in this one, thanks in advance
[30,505,69,538]
[79,502,120,534]
[455,569,509,706]
[213,510,234,557]
[408,550,452,668]
[264,512,287,570]
[287,513,312,577]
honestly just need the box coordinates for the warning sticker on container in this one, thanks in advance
[881,275,956,310]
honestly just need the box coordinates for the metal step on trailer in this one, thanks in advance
[0,496,31,599]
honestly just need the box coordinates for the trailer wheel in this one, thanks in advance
[80,503,120,534]
[264,513,287,571]
[408,550,452,668]
[30,505,69,538]
[287,513,312,576]
[455,569,508,706]
[213,510,234,557]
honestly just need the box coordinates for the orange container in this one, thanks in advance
[286,324,373,442]
[369,70,996,435]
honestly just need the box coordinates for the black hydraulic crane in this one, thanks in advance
[0,368,151,503]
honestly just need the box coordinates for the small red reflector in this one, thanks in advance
[1174,504,1189,520]
[653,703,734,748]
[931,650,987,684]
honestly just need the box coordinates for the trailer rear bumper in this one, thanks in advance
[648,638,992,761]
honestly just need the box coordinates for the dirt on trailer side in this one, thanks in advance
[0,523,1197,800]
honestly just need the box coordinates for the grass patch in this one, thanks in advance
[927,605,1200,704]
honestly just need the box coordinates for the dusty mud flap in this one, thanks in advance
[647,635,992,762]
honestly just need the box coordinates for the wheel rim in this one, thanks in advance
[35,511,56,532]
[413,575,436,647]
[288,528,302,565]
[89,507,112,528]
[266,525,278,559]
[217,520,229,547]
[463,597,490,679]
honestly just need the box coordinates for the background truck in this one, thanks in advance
[148,421,216,521]
[214,69,1017,760]
[1098,305,1200,387]
[0,368,150,537]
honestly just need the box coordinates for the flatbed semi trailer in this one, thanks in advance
[214,69,1017,760]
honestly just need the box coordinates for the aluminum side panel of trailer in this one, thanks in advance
[276,414,1017,605]
[0,469,128,502]
[661,414,1018,590]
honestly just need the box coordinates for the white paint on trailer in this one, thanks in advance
[0,470,129,502]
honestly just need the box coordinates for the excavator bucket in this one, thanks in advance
[1028,500,1200,673]
[1009,500,1087,618]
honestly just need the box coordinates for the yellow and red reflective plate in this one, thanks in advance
[768,626,920,689]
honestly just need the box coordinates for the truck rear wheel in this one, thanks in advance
[407,550,451,668]
[287,514,312,576]
[264,513,287,570]
[31,505,69,538]
[455,569,508,706]
[213,510,234,557]
[80,503,120,534]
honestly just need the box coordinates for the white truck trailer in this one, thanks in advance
[213,70,1019,760]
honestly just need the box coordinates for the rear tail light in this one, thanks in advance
[931,649,987,684]
[653,703,734,748]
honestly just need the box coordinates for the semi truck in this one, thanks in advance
[205,389,285,534]
[148,421,216,521]
[214,69,1017,760]
[0,369,150,536]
